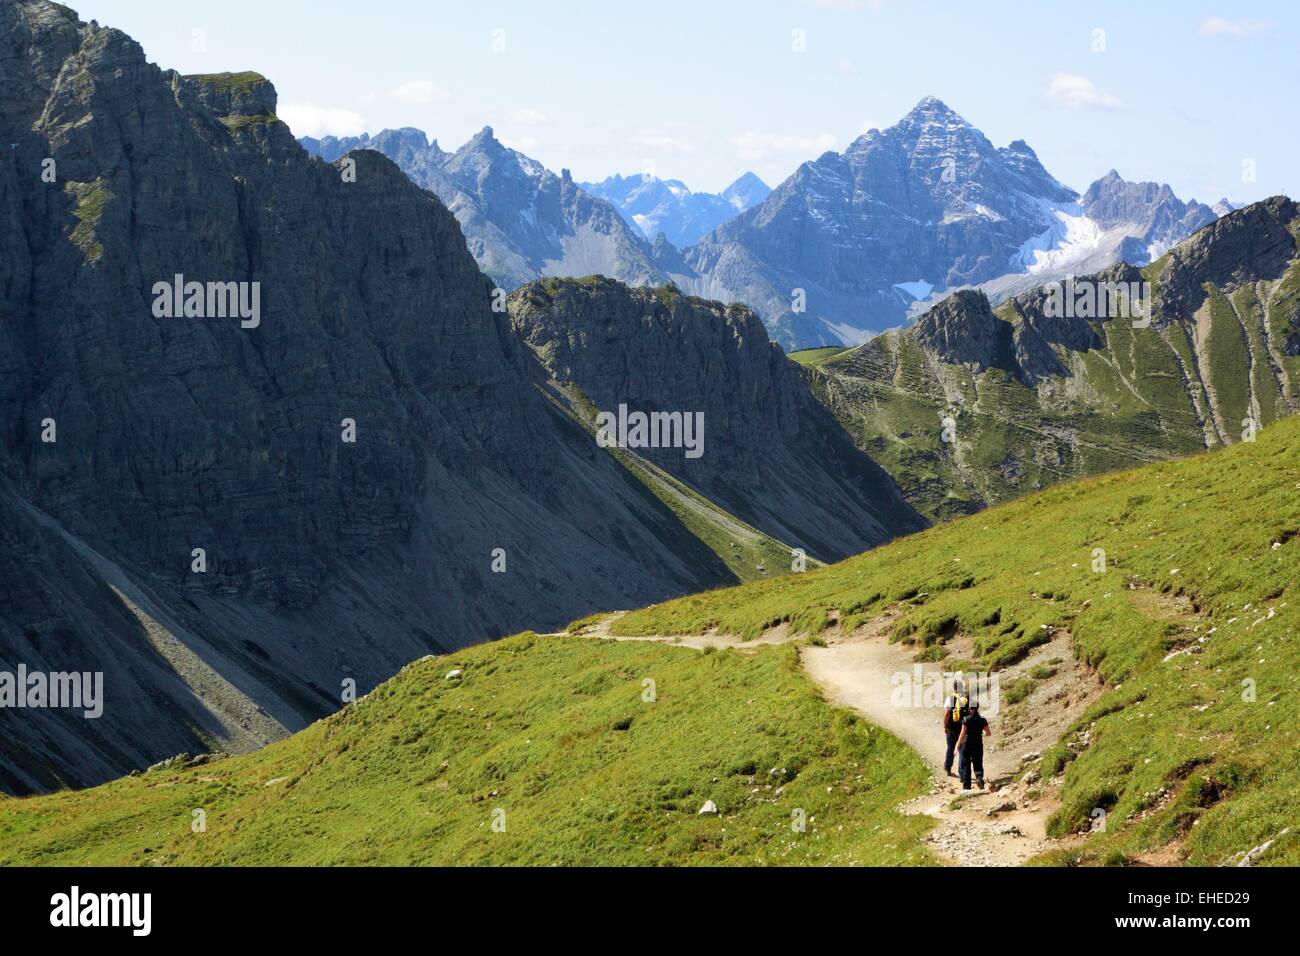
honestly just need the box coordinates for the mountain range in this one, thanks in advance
[0,1,921,792]
[803,197,1300,519]
[305,98,1233,351]
[579,171,770,248]
[301,127,666,291]
[4,0,1297,824]
[672,97,1228,348]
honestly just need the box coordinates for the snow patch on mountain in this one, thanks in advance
[894,280,935,300]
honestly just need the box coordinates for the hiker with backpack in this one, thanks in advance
[954,700,991,791]
[941,679,968,777]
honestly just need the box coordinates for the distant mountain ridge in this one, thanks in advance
[301,126,666,291]
[963,168,1219,309]
[580,171,770,248]
[302,102,1232,353]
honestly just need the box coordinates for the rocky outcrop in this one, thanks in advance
[1157,196,1299,316]
[912,290,1011,373]
[508,278,926,559]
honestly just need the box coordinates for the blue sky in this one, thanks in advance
[76,0,1295,203]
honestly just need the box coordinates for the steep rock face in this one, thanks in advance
[912,290,1010,373]
[507,279,926,559]
[1157,196,1298,316]
[1081,170,1217,262]
[300,127,665,291]
[0,2,778,792]
[807,201,1300,519]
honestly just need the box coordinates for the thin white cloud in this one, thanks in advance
[1045,73,1120,111]
[632,130,694,153]
[388,80,450,105]
[733,130,837,161]
[1198,16,1273,38]
[512,107,547,125]
[278,103,366,138]
[498,134,539,152]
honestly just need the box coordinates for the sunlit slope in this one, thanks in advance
[5,418,1298,866]
[808,199,1300,521]
[0,635,931,866]
[616,414,1300,865]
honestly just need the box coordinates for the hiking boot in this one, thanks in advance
[977,777,986,790]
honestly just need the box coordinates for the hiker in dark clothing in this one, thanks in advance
[954,701,991,791]
[941,680,968,777]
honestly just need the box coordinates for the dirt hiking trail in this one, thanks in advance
[563,609,1103,866]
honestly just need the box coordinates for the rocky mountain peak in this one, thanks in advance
[375,126,429,150]
[462,124,505,155]
[180,71,277,120]
[1081,170,1188,228]
[904,94,965,123]
[1158,196,1300,314]
[721,171,771,210]
[302,120,666,292]
[912,290,1007,371]
[507,278,924,558]
[581,169,766,248]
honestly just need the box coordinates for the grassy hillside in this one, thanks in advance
[615,414,1300,865]
[808,212,1300,522]
[5,417,1297,867]
[788,346,850,367]
[0,633,931,866]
